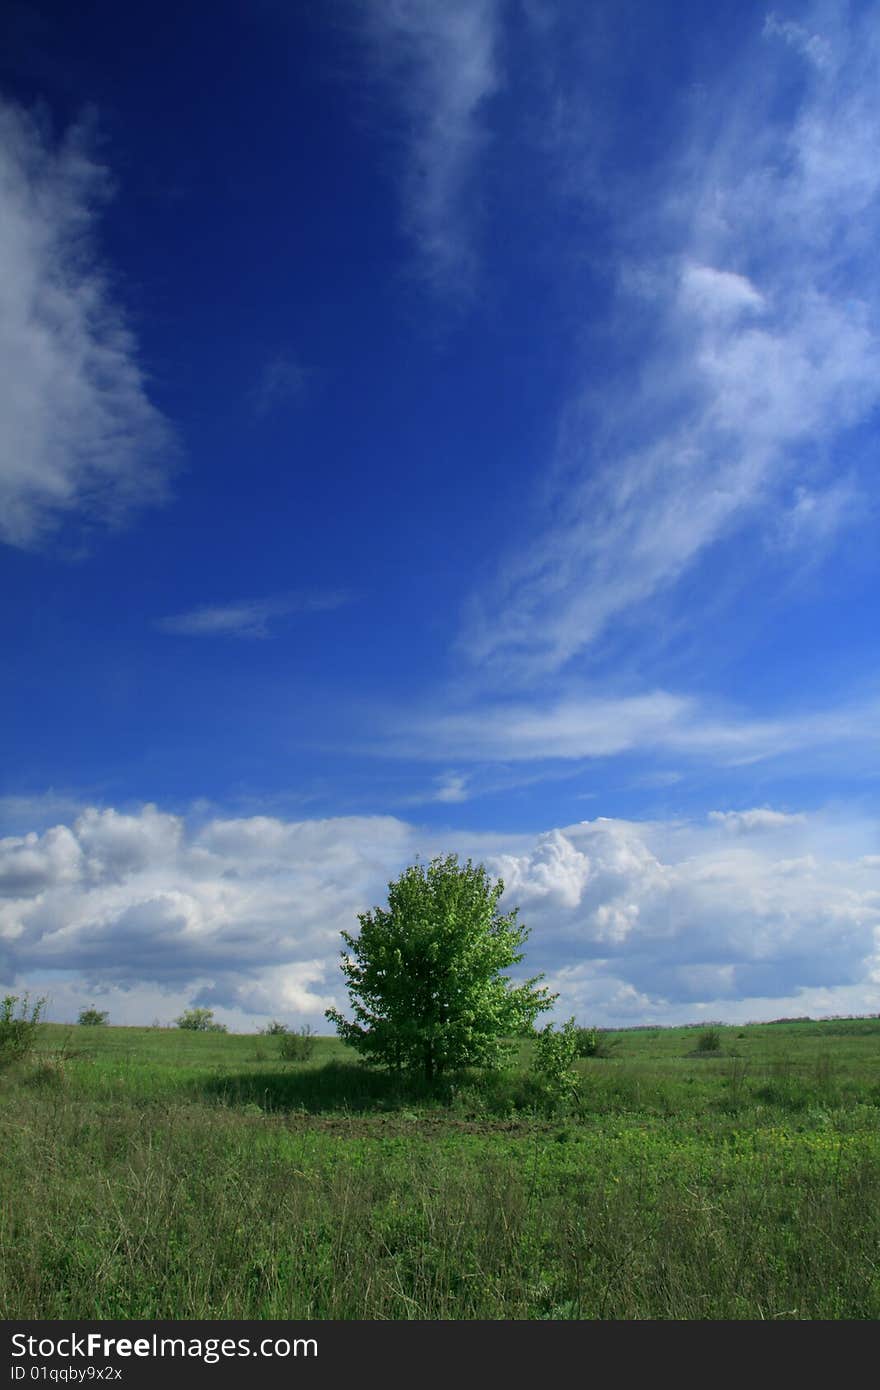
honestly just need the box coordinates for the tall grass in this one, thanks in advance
[2,1018,879,1319]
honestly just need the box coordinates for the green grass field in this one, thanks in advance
[2,1018,879,1319]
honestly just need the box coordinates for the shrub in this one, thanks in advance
[279,1025,316,1062]
[0,993,46,1068]
[533,1017,580,1108]
[175,1008,227,1032]
[260,1019,288,1036]
[77,1008,109,1026]
[568,1025,619,1058]
[697,1027,722,1053]
[573,1025,600,1057]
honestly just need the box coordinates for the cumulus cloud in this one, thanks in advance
[0,825,82,898]
[488,813,880,1017]
[0,807,417,1024]
[0,98,175,549]
[2,801,879,1028]
[75,804,184,878]
[490,828,592,910]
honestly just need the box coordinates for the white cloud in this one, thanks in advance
[155,591,349,638]
[75,804,184,879]
[772,479,864,552]
[679,263,765,319]
[490,812,880,1018]
[3,801,879,1028]
[391,691,694,761]
[459,8,880,679]
[490,828,592,910]
[0,99,175,549]
[708,808,807,835]
[379,688,880,770]
[763,11,834,71]
[431,772,470,803]
[0,806,416,1026]
[362,0,501,292]
[0,825,82,898]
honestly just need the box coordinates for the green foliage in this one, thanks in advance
[77,1008,109,1027]
[279,1025,316,1062]
[175,1008,227,1033]
[260,1019,288,1036]
[573,1025,618,1058]
[697,1028,722,1053]
[533,1017,580,1107]
[326,853,555,1080]
[573,1025,600,1056]
[0,993,46,1068]
[5,1016,880,1318]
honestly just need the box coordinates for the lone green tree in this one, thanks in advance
[325,853,555,1082]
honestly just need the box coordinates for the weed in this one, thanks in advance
[279,1025,316,1063]
[3,1016,880,1319]
[0,993,46,1069]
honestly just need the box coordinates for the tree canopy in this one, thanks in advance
[325,853,555,1081]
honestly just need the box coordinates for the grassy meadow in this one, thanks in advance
[2,1017,879,1319]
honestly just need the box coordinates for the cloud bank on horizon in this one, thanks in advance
[3,1,880,1027]
[1,801,878,1029]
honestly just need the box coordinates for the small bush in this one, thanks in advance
[279,1025,316,1062]
[175,1008,227,1032]
[77,1008,109,1026]
[697,1027,722,1053]
[0,993,46,1068]
[573,1025,618,1058]
[533,1018,580,1109]
[260,1019,288,1036]
[573,1025,600,1057]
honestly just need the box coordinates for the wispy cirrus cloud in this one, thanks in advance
[402,771,471,806]
[459,5,880,680]
[0,98,175,550]
[376,687,880,771]
[155,591,350,639]
[763,10,833,70]
[361,0,501,292]
[708,808,807,835]
[389,691,693,762]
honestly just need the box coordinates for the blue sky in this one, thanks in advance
[2,0,880,1030]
